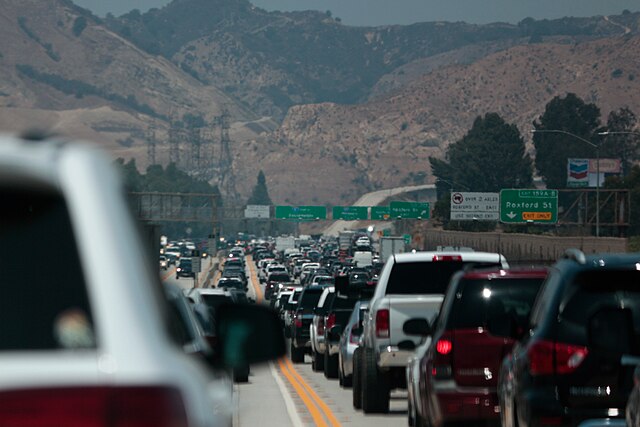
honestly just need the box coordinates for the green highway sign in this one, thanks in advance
[275,205,327,220]
[332,206,369,220]
[371,206,391,220]
[500,189,558,223]
[389,201,430,219]
[403,234,412,245]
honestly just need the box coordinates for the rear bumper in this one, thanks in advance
[517,385,627,427]
[434,384,500,421]
[377,346,414,367]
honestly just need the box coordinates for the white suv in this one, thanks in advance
[0,134,283,426]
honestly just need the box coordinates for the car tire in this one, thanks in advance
[342,373,352,387]
[233,365,250,383]
[290,341,305,364]
[324,350,339,379]
[352,347,363,409]
[361,347,389,413]
[312,350,324,371]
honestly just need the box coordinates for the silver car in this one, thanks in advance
[338,299,369,387]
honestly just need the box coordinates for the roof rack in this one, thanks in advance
[562,248,586,265]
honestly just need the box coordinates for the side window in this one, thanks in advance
[0,188,95,350]
[529,270,560,329]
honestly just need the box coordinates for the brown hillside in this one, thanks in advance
[261,35,640,205]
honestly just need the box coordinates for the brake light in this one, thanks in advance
[432,255,462,262]
[0,386,188,427]
[317,318,325,335]
[326,313,336,331]
[375,309,390,338]
[349,329,360,344]
[436,339,453,355]
[528,340,588,376]
[295,315,303,328]
[431,332,453,379]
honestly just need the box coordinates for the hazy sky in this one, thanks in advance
[73,0,640,26]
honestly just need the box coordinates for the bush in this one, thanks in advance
[72,16,87,37]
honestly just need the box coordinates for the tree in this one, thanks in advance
[532,93,601,189]
[247,170,273,206]
[430,112,533,192]
[429,113,533,229]
[601,107,640,176]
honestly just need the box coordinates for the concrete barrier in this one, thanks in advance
[420,229,628,262]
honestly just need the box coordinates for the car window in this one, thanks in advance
[298,288,324,308]
[447,278,544,329]
[557,270,640,348]
[0,188,95,350]
[386,261,501,294]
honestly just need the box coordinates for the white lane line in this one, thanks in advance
[270,361,304,427]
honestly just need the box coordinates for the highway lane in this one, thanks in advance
[232,256,408,427]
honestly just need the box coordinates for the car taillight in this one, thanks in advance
[375,309,390,338]
[0,386,188,427]
[432,332,453,379]
[528,340,588,376]
[349,329,360,344]
[432,255,462,262]
[295,315,303,328]
[326,313,336,331]
[317,318,325,335]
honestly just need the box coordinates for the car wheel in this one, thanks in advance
[313,350,324,372]
[352,348,363,409]
[342,373,352,387]
[324,350,339,379]
[290,341,305,363]
[361,347,389,413]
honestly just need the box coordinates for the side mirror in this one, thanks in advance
[403,318,431,337]
[214,303,286,368]
[328,325,343,341]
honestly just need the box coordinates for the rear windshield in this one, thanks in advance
[269,274,291,282]
[447,278,544,329]
[202,294,234,312]
[298,288,323,308]
[557,270,640,349]
[0,189,95,350]
[386,261,501,294]
[331,294,359,310]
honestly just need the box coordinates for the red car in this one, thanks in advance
[405,267,547,427]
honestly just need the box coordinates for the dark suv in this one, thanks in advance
[290,285,325,362]
[176,258,194,279]
[405,267,547,427]
[498,250,640,427]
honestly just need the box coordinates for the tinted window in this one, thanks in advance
[447,278,544,329]
[557,270,640,348]
[202,294,234,312]
[269,274,291,282]
[298,288,323,308]
[0,189,95,350]
[387,261,501,294]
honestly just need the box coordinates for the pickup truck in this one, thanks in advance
[356,251,508,413]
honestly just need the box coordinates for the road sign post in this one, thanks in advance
[332,206,369,220]
[450,192,499,221]
[499,189,558,224]
[371,206,391,220]
[389,201,430,219]
[275,205,327,220]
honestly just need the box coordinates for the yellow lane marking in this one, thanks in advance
[283,357,342,427]
[246,255,264,303]
[160,266,176,282]
[278,358,329,427]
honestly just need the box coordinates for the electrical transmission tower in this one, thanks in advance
[213,108,238,202]
[146,128,157,166]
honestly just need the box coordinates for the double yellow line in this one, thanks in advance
[277,357,341,427]
[246,255,264,303]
